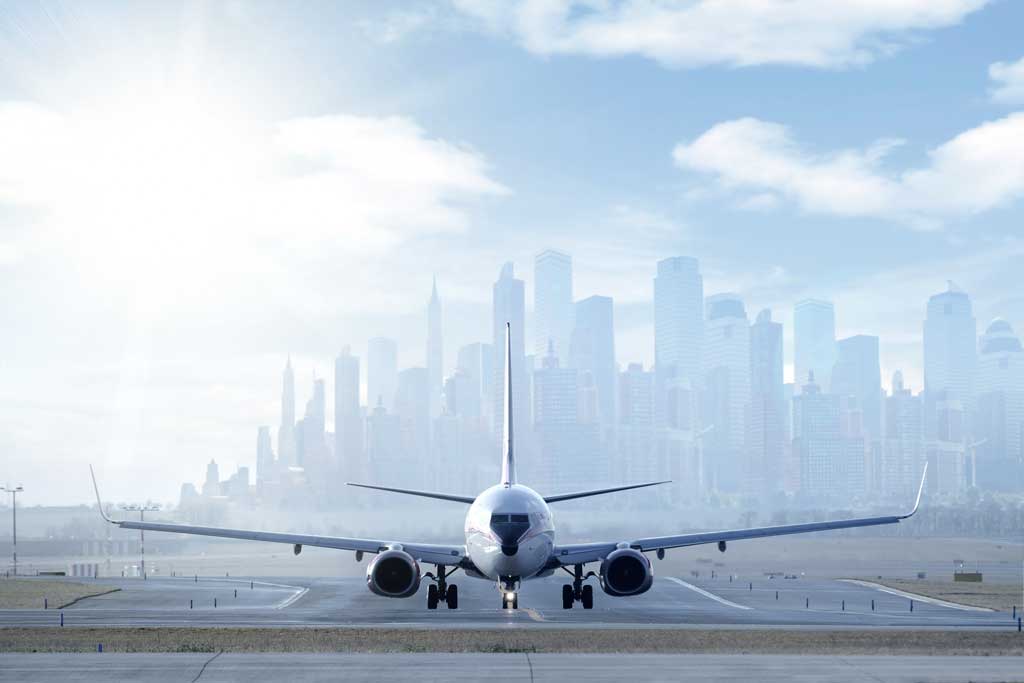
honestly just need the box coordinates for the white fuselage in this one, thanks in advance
[464,484,554,582]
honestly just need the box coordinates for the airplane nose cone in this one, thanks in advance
[501,544,518,557]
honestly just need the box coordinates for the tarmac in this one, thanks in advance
[0,573,1012,630]
[0,653,1020,682]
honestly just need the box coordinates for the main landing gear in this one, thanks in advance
[561,564,595,609]
[425,565,459,610]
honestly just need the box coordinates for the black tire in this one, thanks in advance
[427,584,439,610]
[581,584,594,609]
[512,595,518,609]
[446,584,458,609]
[562,584,574,609]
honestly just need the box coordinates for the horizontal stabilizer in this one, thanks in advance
[346,482,476,504]
[543,481,670,503]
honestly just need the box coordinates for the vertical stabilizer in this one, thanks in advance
[501,322,517,485]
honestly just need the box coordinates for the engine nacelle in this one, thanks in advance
[366,549,421,598]
[599,548,654,596]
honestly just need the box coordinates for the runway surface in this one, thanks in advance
[0,574,1012,629]
[0,653,1020,682]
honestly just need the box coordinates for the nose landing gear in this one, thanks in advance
[499,577,520,609]
[425,565,459,610]
[561,564,596,609]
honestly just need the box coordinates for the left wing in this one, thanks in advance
[91,467,465,566]
[553,464,927,566]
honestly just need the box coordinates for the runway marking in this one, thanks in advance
[839,580,994,612]
[666,577,751,610]
[274,588,309,610]
[522,607,546,622]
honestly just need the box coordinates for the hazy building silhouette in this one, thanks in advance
[533,342,582,492]
[654,257,704,421]
[793,373,864,501]
[534,249,574,365]
[367,337,398,412]
[974,318,1024,491]
[569,295,616,430]
[882,371,924,499]
[278,357,297,467]
[923,282,976,439]
[703,293,750,492]
[256,425,274,489]
[427,276,444,419]
[747,308,785,498]
[831,335,882,442]
[794,299,836,394]
[617,362,656,487]
[457,342,493,422]
[334,346,363,483]
[366,399,402,486]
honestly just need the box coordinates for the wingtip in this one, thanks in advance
[89,465,114,524]
[906,462,928,518]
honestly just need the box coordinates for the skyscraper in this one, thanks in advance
[569,295,616,428]
[974,319,1024,491]
[534,249,574,364]
[493,262,527,446]
[883,371,924,499]
[831,335,883,441]
[747,308,785,497]
[794,299,836,393]
[256,425,274,489]
[533,342,584,492]
[923,282,976,438]
[456,342,492,420]
[793,373,865,501]
[427,277,444,418]
[395,367,431,487]
[703,293,751,492]
[367,337,398,412]
[334,346,363,482]
[278,357,296,466]
[654,257,703,395]
[617,362,656,486]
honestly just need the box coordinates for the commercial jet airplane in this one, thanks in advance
[92,323,927,611]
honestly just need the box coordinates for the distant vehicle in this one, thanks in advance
[91,324,927,611]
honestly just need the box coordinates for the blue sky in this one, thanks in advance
[1,1,1023,502]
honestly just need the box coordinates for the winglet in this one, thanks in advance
[89,465,115,524]
[904,462,928,518]
[500,321,516,486]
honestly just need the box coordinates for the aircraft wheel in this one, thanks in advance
[581,584,594,609]
[446,584,458,609]
[512,594,518,609]
[427,584,439,609]
[562,584,574,609]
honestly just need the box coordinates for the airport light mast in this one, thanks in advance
[1,485,23,576]
[120,503,160,579]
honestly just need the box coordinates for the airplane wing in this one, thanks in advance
[552,465,927,566]
[90,467,465,566]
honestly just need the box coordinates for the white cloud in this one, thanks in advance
[452,0,989,69]
[672,113,1024,227]
[989,56,1024,104]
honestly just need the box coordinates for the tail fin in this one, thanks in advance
[501,321,516,486]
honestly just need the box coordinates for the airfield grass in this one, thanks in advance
[856,578,1022,612]
[1,627,1021,655]
[0,579,119,609]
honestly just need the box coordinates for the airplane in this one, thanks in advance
[91,322,927,611]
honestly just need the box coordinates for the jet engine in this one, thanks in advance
[366,549,421,598]
[599,548,653,596]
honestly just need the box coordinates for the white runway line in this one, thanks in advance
[839,579,994,612]
[665,577,752,610]
[274,587,309,610]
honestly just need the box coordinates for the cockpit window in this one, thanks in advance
[510,514,529,523]
[490,512,531,545]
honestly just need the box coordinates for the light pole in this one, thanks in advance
[1,486,23,576]
[966,439,987,489]
[120,503,159,579]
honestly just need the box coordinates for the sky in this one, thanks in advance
[1,0,1023,504]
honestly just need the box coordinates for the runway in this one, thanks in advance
[0,574,1011,629]
[0,653,1020,682]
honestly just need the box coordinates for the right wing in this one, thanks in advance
[91,467,465,566]
[553,464,927,566]
[543,481,670,503]
[345,482,476,504]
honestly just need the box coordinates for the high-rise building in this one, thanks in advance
[703,293,750,492]
[747,308,785,497]
[923,282,976,438]
[203,459,220,497]
[533,342,586,492]
[882,371,924,499]
[831,335,882,442]
[974,319,1024,491]
[256,426,274,488]
[493,262,527,446]
[427,277,444,418]
[395,367,431,486]
[654,257,704,397]
[278,357,296,466]
[366,400,403,487]
[793,373,865,501]
[617,362,656,486]
[794,299,836,393]
[334,346,363,482]
[569,295,616,429]
[534,250,574,364]
[367,337,398,412]
[456,343,492,420]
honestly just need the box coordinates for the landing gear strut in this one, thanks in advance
[425,565,459,610]
[561,564,595,609]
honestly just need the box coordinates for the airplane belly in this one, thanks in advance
[467,532,551,580]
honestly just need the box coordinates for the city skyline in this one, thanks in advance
[2,1,1023,504]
